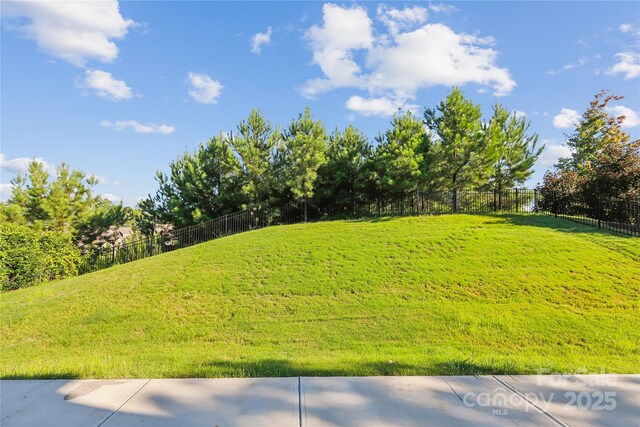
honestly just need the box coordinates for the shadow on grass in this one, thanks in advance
[1,358,530,380]
[1,371,81,380]
[326,212,632,237]
[178,358,526,379]
[490,213,635,238]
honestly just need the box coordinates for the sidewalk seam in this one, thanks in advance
[444,380,463,402]
[95,379,151,427]
[298,376,302,427]
[492,375,568,427]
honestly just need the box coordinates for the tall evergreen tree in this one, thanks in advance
[315,124,372,211]
[24,161,50,227]
[487,105,543,192]
[150,134,242,227]
[372,111,429,195]
[230,109,278,208]
[424,87,499,190]
[47,163,97,233]
[5,160,99,236]
[280,108,327,210]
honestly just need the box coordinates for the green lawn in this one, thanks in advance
[1,214,639,378]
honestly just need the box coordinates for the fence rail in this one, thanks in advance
[79,189,638,275]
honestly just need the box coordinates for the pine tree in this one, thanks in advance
[487,105,542,192]
[315,124,372,212]
[150,134,242,227]
[424,87,499,190]
[373,111,429,196]
[280,108,327,215]
[230,109,278,208]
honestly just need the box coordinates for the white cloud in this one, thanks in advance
[76,69,133,101]
[187,72,223,104]
[302,4,515,115]
[577,37,590,49]
[428,3,459,14]
[366,24,514,97]
[345,96,418,117]
[514,110,526,119]
[607,105,640,128]
[0,153,56,176]
[619,23,633,33]
[0,183,15,201]
[377,4,427,37]
[251,26,272,54]
[302,3,374,98]
[101,193,122,203]
[546,57,588,75]
[2,0,135,67]
[553,108,581,129]
[538,140,571,167]
[100,120,175,134]
[606,52,640,79]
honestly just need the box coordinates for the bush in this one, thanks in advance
[38,231,81,281]
[0,223,80,291]
[0,224,42,290]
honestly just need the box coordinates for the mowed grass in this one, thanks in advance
[1,214,639,379]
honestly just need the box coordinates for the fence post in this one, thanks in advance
[452,189,458,213]
[534,189,538,212]
[304,198,308,222]
[597,195,602,229]
[493,189,497,212]
[553,191,558,218]
[515,188,519,213]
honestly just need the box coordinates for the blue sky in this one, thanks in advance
[2,1,639,205]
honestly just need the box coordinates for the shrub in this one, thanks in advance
[38,231,81,281]
[0,224,42,291]
[0,223,80,291]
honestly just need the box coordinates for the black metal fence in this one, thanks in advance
[79,207,271,274]
[306,189,538,219]
[538,191,639,237]
[79,189,638,275]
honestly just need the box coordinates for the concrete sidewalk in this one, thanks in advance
[1,375,638,426]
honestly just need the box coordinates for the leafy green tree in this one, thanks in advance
[315,124,372,212]
[372,111,429,195]
[230,109,278,208]
[424,87,499,190]
[280,108,327,215]
[487,105,543,192]
[539,90,639,222]
[558,90,630,172]
[582,139,640,207]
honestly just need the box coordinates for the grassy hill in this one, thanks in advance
[1,214,639,378]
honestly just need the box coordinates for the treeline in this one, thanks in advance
[3,87,636,290]
[141,88,542,228]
